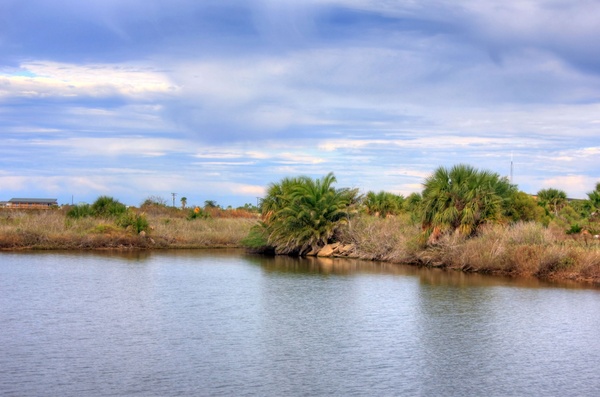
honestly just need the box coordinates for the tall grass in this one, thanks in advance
[339,216,600,284]
[1,208,598,284]
[0,209,255,250]
[412,222,600,282]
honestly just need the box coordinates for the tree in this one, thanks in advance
[421,164,515,240]
[141,195,167,207]
[257,172,359,255]
[586,182,600,215]
[204,200,219,209]
[180,197,187,209]
[504,191,544,223]
[363,191,404,218]
[404,192,423,224]
[536,188,568,217]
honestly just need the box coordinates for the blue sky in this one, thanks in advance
[1,0,599,207]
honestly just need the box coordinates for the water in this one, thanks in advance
[1,250,599,396]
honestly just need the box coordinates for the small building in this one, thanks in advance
[6,198,58,209]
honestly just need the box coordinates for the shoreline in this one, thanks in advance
[1,209,599,287]
[2,239,599,288]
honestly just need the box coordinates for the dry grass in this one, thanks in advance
[338,216,600,284]
[339,214,421,262]
[0,208,255,250]
[408,222,600,284]
[150,217,256,247]
[2,209,599,285]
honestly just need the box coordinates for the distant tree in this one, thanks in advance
[504,191,545,223]
[586,182,600,215]
[363,191,404,217]
[204,200,219,209]
[180,196,187,209]
[237,203,259,213]
[536,188,568,217]
[141,195,168,207]
[421,164,515,240]
[404,192,423,223]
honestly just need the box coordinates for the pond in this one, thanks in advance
[1,250,599,396]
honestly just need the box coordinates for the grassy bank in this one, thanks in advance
[340,215,600,285]
[2,208,599,286]
[0,208,255,250]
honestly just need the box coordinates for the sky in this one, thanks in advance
[1,0,599,207]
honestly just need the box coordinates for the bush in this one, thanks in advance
[66,204,94,219]
[240,224,273,253]
[187,207,210,220]
[566,223,583,235]
[91,196,127,217]
[117,211,149,234]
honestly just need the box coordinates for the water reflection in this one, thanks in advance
[5,249,597,290]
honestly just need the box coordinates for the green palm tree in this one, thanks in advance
[586,182,600,215]
[180,197,187,209]
[364,191,403,217]
[421,164,514,239]
[258,172,358,255]
[536,188,568,217]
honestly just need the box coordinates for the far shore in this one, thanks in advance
[1,208,599,287]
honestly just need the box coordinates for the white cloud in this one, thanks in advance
[33,137,192,157]
[0,62,177,99]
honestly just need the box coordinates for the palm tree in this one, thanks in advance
[364,191,403,217]
[421,164,514,240]
[204,200,218,209]
[180,197,187,209]
[258,173,358,255]
[586,183,600,213]
[536,188,568,217]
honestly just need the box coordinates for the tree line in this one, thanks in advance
[244,164,600,255]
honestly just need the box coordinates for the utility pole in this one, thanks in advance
[171,192,177,207]
[510,152,514,184]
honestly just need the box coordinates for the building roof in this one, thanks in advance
[8,198,58,204]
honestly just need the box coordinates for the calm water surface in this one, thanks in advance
[1,250,599,396]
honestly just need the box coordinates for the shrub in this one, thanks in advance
[91,196,127,217]
[187,207,210,220]
[117,211,149,234]
[566,223,583,235]
[66,204,94,219]
[240,223,273,253]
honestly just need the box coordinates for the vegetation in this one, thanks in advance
[256,172,359,254]
[363,190,404,218]
[537,188,568,217]
[0,206,255,250]
[1,164,599,285]
[420,164,515,240]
